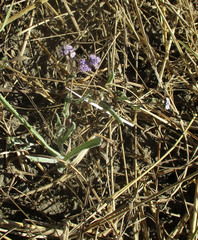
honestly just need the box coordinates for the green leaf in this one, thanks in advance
[115,91,130,101]
[64,94,90,105]
[56,113,62,127]
[62,122,76,143]
[62,94,70,119]
[106,71,115,84]
[57,122,76,153]
[117,96,129,101]
[27,155,58,164]
[99,101,124,125]
[66,74,75,81]
[57,126,65,152]
[64,137,102,161]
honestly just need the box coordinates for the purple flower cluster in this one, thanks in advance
[60,45,101,73]
[78,54,101,72]
[78,59,92,72]
[61,45,76,58]
[89,54,101,69]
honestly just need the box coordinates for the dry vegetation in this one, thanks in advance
[0,0,198,239]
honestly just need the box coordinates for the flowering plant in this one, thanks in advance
[60,45,101,73]
[78,59,92,72]
[79,54,101,72]
[89,54,101,69]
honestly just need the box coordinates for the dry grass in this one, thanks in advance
[0,0,198,239]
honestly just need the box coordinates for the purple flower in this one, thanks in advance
[165,97,171,110]
[89,54,101,69]
[78,54,101,72]
[78,59,92,72]
[61,45,76,58]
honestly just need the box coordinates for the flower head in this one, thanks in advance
[78,59,92,72]
[89,54,101,69]
[78,54,101,72]
[61,45,76,58]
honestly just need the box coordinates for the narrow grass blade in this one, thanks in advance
[178,40,198,60]
[99,101,124,125]
[0,0,48,30]
[0,0,14,32]
[64,137,102,161]
[0,94,61,157]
